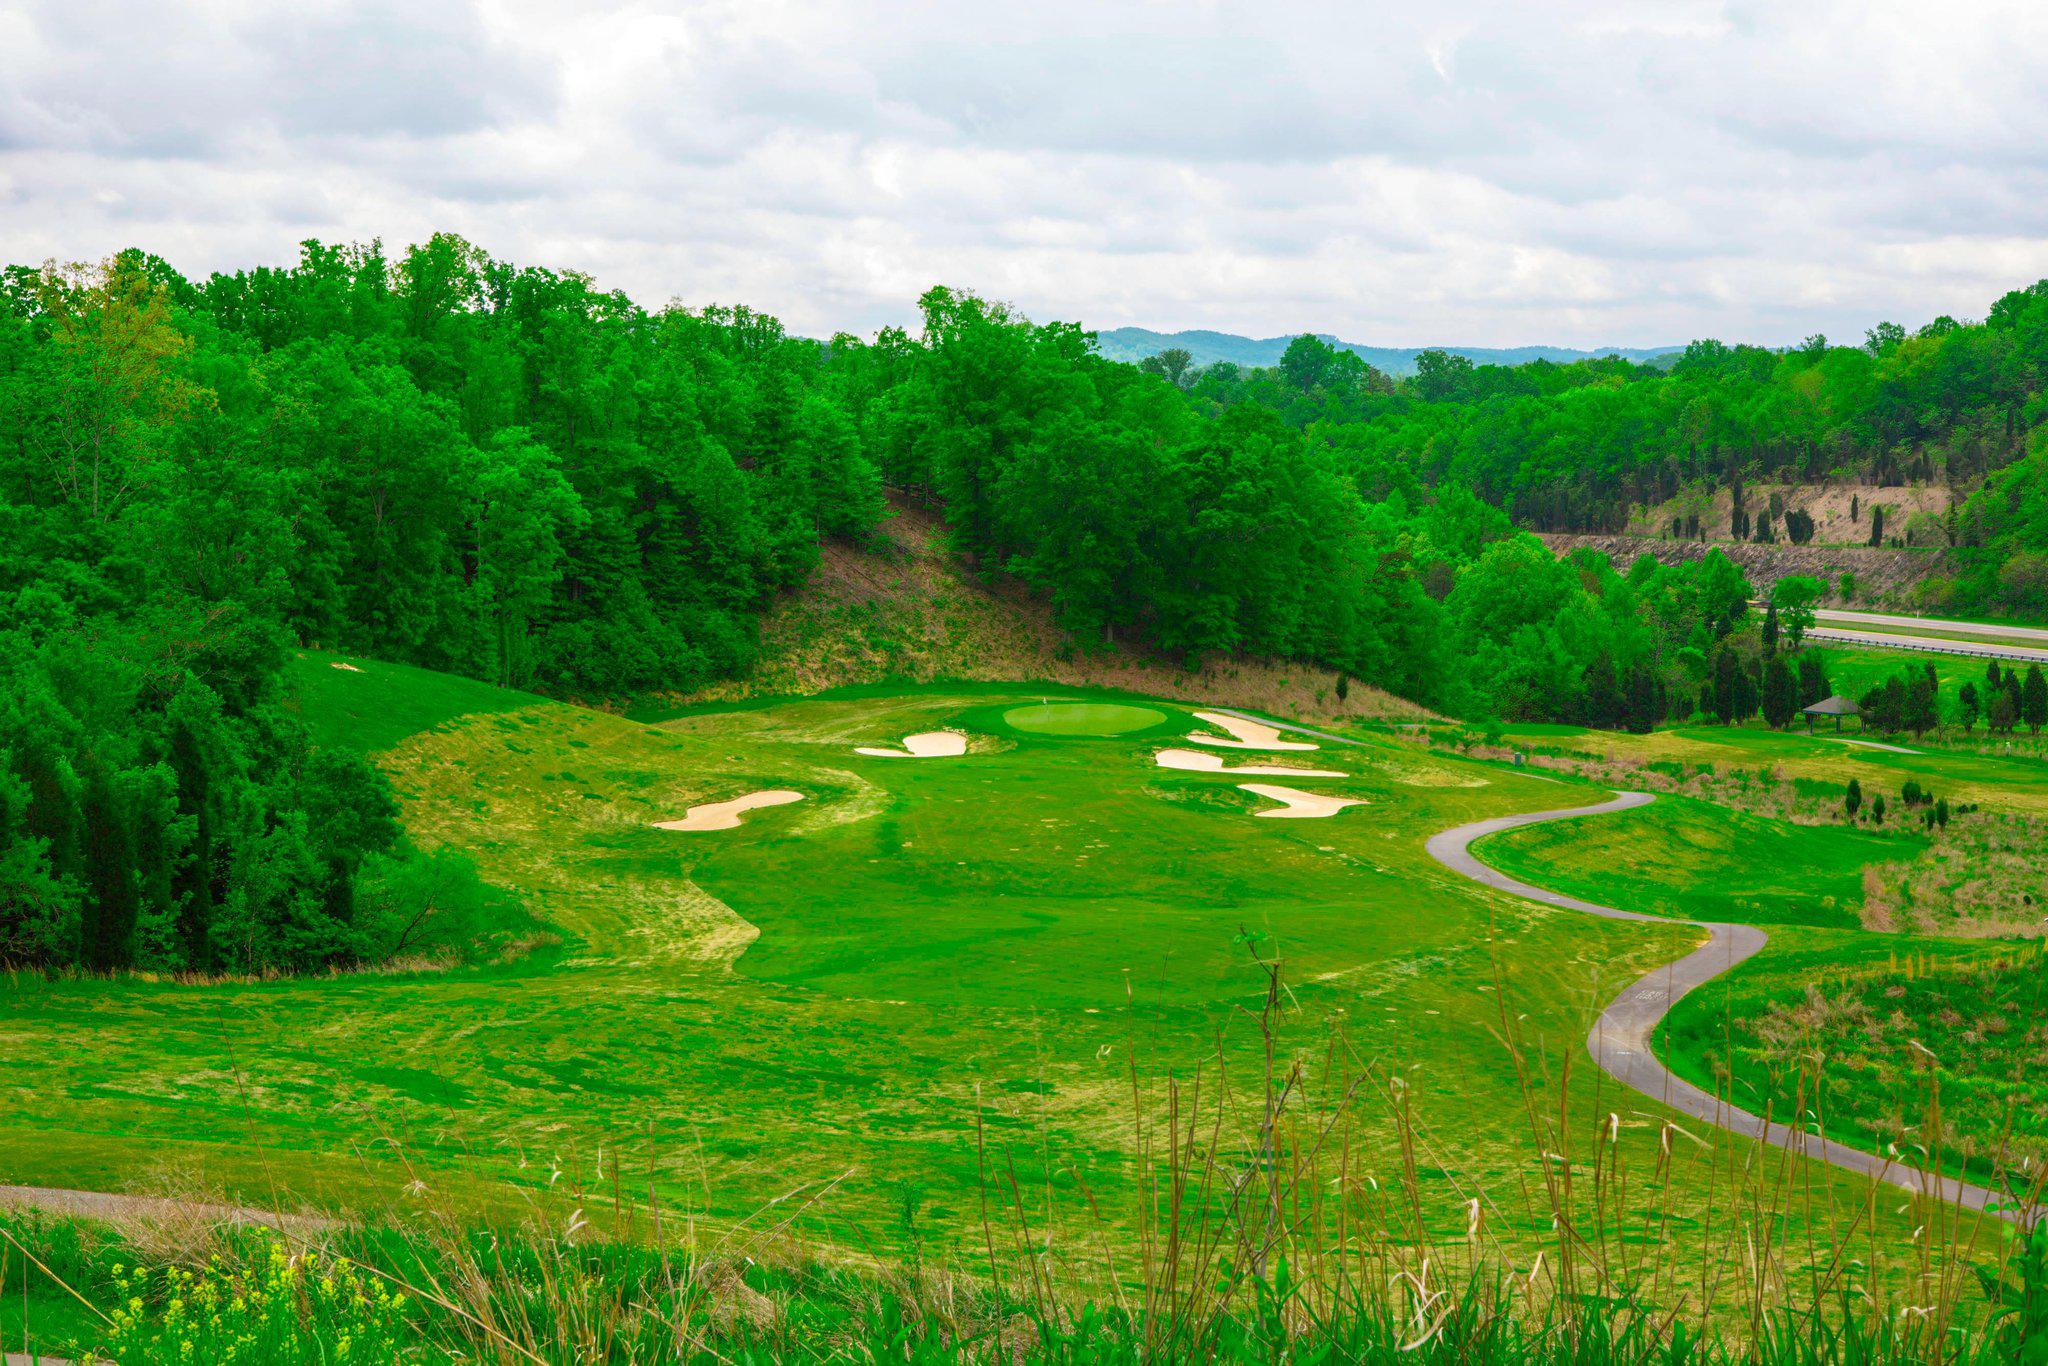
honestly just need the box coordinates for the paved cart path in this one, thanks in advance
[1210,709,2025,1220]
[0,1183,331,1234]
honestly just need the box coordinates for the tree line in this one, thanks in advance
[1175,287,2048,615]
[4,237,2047,973]
[0,239,881,973]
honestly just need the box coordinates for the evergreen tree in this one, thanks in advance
[1990,687,2019,734]
[77,755,138,972]
[1906,667,1941,736]
[1622,663,1662,734]
[1844,777,1862,818]
[128,766,183,970]
[1582,651,1625,729]
[1761,655,1795,728]
[1710,647,1741,724]
[165,707,220,972]
[1796,655,1829,708]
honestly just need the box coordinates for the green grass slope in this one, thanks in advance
[1662,932,2048,1183]
[0,654,2016,1292]
[286,648,543,753]
[0,658,1743,1259]
[1505,719,2048,818]
[1474,795,1920,929]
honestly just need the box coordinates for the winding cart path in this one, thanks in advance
[1211,709,2023,1220]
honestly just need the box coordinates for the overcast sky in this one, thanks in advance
[5,0,2047,348]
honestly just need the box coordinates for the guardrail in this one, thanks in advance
[1806,627,2048,664]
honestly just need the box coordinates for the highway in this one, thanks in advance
[1805,626,2048,664]
[1813,607,2048,643]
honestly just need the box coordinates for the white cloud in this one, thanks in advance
[3,0,2046,346]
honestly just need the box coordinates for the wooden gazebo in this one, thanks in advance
[1801,695,1861,733]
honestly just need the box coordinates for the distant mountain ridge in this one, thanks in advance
[1093,326,1683,377]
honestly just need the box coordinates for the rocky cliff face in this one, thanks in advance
[1539,532,1952,603]
[1624,482,1956,546]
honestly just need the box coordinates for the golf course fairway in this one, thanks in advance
[0,653,2023,1285]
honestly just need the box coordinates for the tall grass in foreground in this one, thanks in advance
[8,945,2046,1363]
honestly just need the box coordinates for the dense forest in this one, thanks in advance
[4,236,2047,974]
[1173,292,2048,559]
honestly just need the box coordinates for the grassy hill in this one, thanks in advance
[5,647,1971,1269]
[7,651,2047,1356]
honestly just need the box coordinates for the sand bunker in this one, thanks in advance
[653,790,805,832]
[1188,711,1318,752]
[856,731,970,759]
[1239,784,1365,819]
[330,662,362,672]
[1154,749,1347,778]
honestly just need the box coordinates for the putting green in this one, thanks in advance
[1001,701,1166,736]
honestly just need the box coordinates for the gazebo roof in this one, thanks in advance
[1802,694,1861,716]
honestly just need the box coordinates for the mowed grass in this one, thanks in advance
[285,648,543,752]
[1503,717,2048,817]
[1810,644,2014,724]
[0,657,2003,1286]
[1001,700,1169,735]
[1473,795,1921,929]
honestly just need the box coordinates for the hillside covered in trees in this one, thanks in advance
[4,235,2048,975]
[1177,296,2048,567]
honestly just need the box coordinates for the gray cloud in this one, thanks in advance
[2,0,2046,346]
[2,0,552,156]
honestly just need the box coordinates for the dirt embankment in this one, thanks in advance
[1626,482,1958,546]
[670,500,1432,725]
[1541,532,1952,602]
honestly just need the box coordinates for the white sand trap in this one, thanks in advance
[1239,784,1366,819]
[330,661,362,672]
[1154,749,1347,778]
[653,790,805,832]
[855,731,969,759]
[1188,711,1318,752]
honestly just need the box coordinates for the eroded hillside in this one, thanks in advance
[673,501,1430,724]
